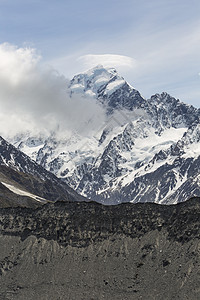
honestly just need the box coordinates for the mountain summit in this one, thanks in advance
[69,65,126,97]
[69,65,145,112]
[9,66,200,205]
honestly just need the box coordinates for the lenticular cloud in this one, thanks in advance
[78,54,135,70]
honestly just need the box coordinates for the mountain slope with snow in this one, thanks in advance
[0,136,85,207]
[10,65,200,205]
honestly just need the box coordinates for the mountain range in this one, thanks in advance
[6,65,200,205]
[0,66,199,300]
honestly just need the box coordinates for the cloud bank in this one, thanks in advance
[0,43,106,140]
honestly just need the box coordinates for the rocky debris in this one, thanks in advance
[0,198,199,299]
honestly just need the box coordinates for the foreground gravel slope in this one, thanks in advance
[0,198,199,300]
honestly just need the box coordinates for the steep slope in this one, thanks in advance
[11,66,200,204]
[0,136,85,207]
[0,198,199,300]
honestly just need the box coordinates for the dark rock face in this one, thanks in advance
[0,164,84,208]
[0,198,199,299]
[99,82,146,113]
[147,92,200,129]
[0,198,199,246]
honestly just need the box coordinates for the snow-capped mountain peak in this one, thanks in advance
[69,65,126,97]
[68,65,147,113]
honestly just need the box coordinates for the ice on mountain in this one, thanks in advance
[105,79,125,96]
[8,65,200,205]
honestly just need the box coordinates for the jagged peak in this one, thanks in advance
[149,92,196,109]
[150,92,175,102]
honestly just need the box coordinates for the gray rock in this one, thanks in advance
[0,198,199,300]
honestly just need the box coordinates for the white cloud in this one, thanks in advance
[0,43,106,140]
[78,54,135,70]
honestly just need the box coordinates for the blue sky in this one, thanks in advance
[0,0,200,107]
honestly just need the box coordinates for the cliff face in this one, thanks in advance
[0,199,199,300]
